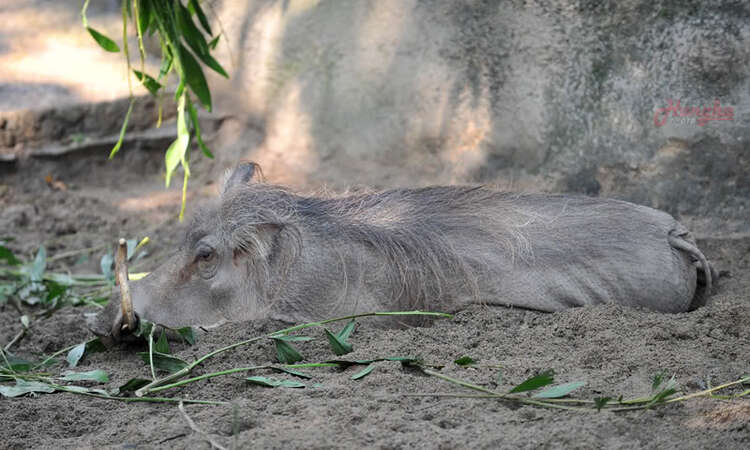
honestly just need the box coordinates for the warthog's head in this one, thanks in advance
[88,162,292,341]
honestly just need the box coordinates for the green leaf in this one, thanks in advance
[178,43,212,110]
[208,35,220,50]
[60,369,109,383]
[2,354,33,372]
[0,245,21,265]
[66,343,86,368]
[134,319,155,338]
[100,251,114,282]
[125,238,138,260]
[133,70,162,96]
[85,338,108,354]
[650,375,677,404]
[246,376,305,388]
[509,370,555,394]
[0,380,56,397]
[326,356,420,367]
[136,0,153,36]
[137,351,188,374]
[272,366,313,379]
[189,0,212,35]
[532,381,585,399]
[594,397,611,411]
[45,280,67,303]
[118,378,150,393]
[109,98,134,159]
[186,96,213,158]
[324,328,353,356]
[86,27,120,52]
[165,93,190,187]
[652,372,665,391]
[177,3,227,79]
[337,320,356,341]
[454,356,476,366]
[177,327,195,345]
[158,49,174,80]
[155,331,170,354]
[272,338,303,364]
[272,335,313,342]
[30,246,47,282]
[351,364,376,380]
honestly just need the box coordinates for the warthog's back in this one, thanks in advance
[258,186,713,317]
[451,192,709,313]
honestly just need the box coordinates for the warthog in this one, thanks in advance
[89,162,714,339]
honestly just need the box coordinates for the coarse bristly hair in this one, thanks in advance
[213,179,539,316]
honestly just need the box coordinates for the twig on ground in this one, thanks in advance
[3,328,26,352]
[178,401,227,450]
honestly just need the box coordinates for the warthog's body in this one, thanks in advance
[90,163,714,337]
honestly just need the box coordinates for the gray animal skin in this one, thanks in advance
[89,162,715,338]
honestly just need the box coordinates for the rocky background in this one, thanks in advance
[2,0,747,235]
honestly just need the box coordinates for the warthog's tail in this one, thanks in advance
[668,230,715,309]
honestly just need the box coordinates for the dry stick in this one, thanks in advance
[115,238,136,332]
[179,401,228,450]
[3,328,26,352]
[47,245,106,262]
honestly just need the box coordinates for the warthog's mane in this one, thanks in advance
[212,182,543,314]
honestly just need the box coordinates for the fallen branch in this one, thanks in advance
[178,401,228,450]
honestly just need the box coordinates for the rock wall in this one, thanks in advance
[211,0,749,234]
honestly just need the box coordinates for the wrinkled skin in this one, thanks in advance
[88,162,715,341]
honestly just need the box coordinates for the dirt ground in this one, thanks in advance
[1,137,749,450]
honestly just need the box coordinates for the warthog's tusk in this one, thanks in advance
[115,238,136,332]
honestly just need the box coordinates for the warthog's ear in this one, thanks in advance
[222,162,264,194]
[232,223,283,261]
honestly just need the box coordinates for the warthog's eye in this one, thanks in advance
[197,247,214,261]
[196,245,218,279]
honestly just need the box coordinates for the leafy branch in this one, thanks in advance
[81,0,227,219]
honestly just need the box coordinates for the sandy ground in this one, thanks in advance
[0,149,749,450]
[0,1,748,448]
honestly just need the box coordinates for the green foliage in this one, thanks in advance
[454,356,476,366]
[137,351,189,374]
[177,327,196,345]
[66,343,86,368]
[81,0,226,219]
[86,27,120,52]
[508,370,555,394]
[118,378,151,393]
[351,364,375,380]
[0,380,56,397]
[0,245,21,266]
[1,246,72,308]
[60,370,109,383]
[532,381,586,399]
[324,320,356,356]
[271,366,313,379]
[272,337,307,364]
[246,376,305,388]
[155,331,170,354]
